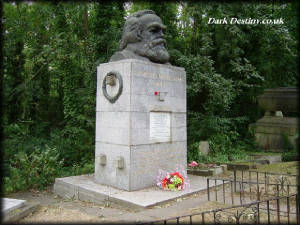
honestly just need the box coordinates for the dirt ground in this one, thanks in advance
[7,187,135,223]
[5,186,219,223]
[8,184,243,224]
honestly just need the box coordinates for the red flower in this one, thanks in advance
[162,177,167,187]
[170,172,184,186]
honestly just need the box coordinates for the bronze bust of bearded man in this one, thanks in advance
[109,10,170,64]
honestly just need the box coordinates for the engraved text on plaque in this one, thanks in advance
[150,112,171,142]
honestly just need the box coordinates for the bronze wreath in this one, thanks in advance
[102,71,123,103]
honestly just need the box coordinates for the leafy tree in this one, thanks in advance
[3,3,27,124]
[2,2,125,192]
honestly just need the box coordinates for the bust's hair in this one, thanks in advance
[119,10,156,50]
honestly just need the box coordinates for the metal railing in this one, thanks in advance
[207,177,299,204]
[230,170,299,195]
[139,194,299,224]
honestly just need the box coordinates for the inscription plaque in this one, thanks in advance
[150,112,171,142]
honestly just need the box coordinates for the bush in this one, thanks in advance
[187,132,251,164]
[187,142,201,163]
[67,161,94,176]
[3,145,64,194]
[2,123,95,194]
[282,133,295,152]
[282,151,298,162]
[49,127,94,167]
[281,133,298,162]
[186,111,254,163]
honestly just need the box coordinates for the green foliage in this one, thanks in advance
[66,161,94,177]
[282,151,299,162]
[187,140,251,164]
[208,133,251,163]
[187,142,200,163]
[3,2,123,194]
[170,50,236,115]
[3,123,46,160]
[47,126,94,166]
[4,145,63,194]
[282,133,295,152]
[186,111,256,163]
[281,133,298,162]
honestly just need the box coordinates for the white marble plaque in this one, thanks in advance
[150,112,171,142]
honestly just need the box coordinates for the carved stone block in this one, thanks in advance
[95,59,186,191]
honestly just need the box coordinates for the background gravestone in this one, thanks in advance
[249,87,299,151]
[198,141,210,156]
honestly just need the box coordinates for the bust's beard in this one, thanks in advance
[133,38,170,64]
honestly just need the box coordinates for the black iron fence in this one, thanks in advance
[229,170,299,196]
[207,177,299,204]
[139,194,299,224]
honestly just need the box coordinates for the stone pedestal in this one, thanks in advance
[95,59,187,191]
[249,116,298,151]
[249,87,299,151]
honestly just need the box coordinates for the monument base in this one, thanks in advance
[95,59,187,191]
[53,174,223,209]
[249,116,298,151]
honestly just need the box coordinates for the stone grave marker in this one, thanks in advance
[198,141,210,156]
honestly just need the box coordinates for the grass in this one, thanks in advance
[218,161,299,187]
[254,161,299,175]
[245,151,282,156]
[197,152,252,164]
[227,161,258,166]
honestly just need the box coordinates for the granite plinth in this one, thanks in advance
[53,174,222,209]
[95,59,187,191]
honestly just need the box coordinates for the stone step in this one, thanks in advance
[2,198,39,223]
[53,173,224,209]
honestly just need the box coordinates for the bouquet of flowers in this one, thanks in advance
[157,165,190,191]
